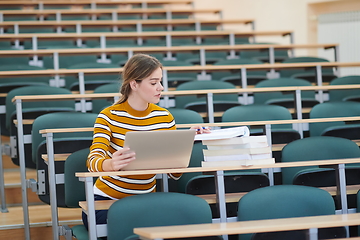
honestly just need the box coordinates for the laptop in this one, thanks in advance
[122,129,196,171]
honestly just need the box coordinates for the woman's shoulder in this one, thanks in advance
[100,103,126,113]
[150,104,172,114]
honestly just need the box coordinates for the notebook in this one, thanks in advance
[121,129,196,171]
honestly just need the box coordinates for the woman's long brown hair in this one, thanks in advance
[115,53,162,105]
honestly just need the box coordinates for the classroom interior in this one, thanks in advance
[0,0,360,240]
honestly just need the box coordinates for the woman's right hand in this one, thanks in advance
[102,147,136,171]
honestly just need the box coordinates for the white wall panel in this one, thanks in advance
[318,11,360,76]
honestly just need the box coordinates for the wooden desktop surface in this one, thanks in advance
[11,84,360,103]
[0,43,337,57]
[75,157,360,178]
[133,212,360,239]
[0,30,292,40]
[0,8,221,16]
[3,61,360,78]
[0,18,254,28]
[78,184,360,212]
[0,0,194,7]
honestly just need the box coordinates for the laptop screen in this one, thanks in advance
[122,129,196,171]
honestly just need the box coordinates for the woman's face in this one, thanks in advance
[131,67,164,104]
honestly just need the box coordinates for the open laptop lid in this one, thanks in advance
[122,129,196,171]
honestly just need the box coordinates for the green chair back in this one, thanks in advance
[32,112,97,165]
[212,58,267,86]
[174,142,207,193]
[92,83,121,113]
[5,85,76,169]
[239,42,289,63]
[221,104,300,145]
[0,64,50,85]
[64,148,91,208]
[254,77,319,108]
[281,136,360,185]
[65,62,120,91]
[0,56,30,65]
[32,112,97,206]
[166,108,204,126]
[309,101,360,137]
[279,56,336,83]
[237,185,342,240]
[6,86,75,131]
[0,65,51,136]
[161,59,197,88]
[107,192,213,240]
[175,80,240,110]
[64,148,94,240]
[186,170,269,218]
[329,75,360,102]
[164,108,204,191]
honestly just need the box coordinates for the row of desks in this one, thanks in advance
[8,88,360,239]
[134,212,360,240]
[7,81,360,123]
[31,118,360,239]
[0,0,195,10]
[74,157,360,240]
[0,18,254,33]
[0,29,293,50]
[0,61,350,78]
[0,61,356,108]
[0,8,222,21]
[0,43,337,66]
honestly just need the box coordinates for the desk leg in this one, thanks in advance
[336,164,348,214]
[241,68,248,104]
[161,173,169,192]
[214,170,228,240]
[206,93,214,124]
[83,176,98,240]
[307,228,318,240]
[264,124,274,186]
[16,99,31,240]
[0,125,8,212]
[336,163,349,237]
[45,132,59,240]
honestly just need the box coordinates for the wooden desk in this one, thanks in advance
[0,0,194,10]
[0,61,357,106]
[133,212,360,240]
[10,83,360,121]
[0,43,336,57]
[77,184,360,213]
[0,8,222,21]
[75,158,360,240]
[0,43,338,68]
[0,18,254,33]
[2,61,356,78]
[0,29,293,50]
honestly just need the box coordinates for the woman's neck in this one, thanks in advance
[127,95,148,111]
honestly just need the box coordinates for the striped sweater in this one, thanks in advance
[87,100,179,199]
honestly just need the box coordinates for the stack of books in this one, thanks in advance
[196,127,275,167]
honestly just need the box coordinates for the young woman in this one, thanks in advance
[83,53,210,229]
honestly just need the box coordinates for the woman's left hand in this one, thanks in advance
[190,126,211,134]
